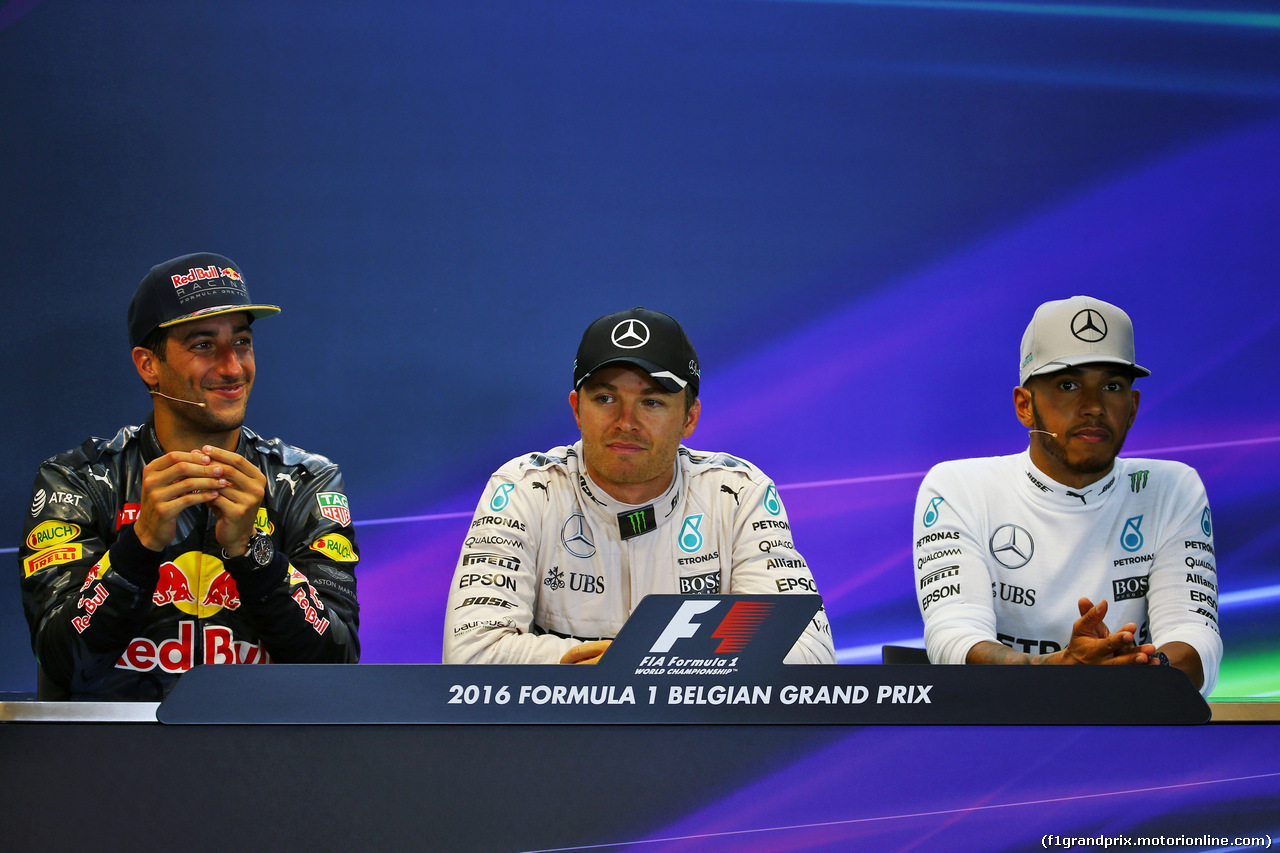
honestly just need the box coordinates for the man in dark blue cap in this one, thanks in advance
[19,253,360,699]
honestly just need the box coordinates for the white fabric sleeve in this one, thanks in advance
[728,475,836,664]
[913,463,998,665]
[1147,466,1222,696]
[442,471,577,664]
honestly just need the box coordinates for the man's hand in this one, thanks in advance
[966,598,1157,666]
[1058,598,1156,666]
[200,445,267,558]
[134,451,227,551]
[560,640,611,664]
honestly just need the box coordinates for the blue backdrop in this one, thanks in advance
[3,2,1278,702]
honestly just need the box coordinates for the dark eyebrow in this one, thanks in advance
[584,379,672,397]
[176,321,253,342]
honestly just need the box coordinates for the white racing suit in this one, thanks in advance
[444,442,835,664]
[913,449,1221,695]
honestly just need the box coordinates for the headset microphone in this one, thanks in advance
[149,389,208,408]
[1028,429,1057,438]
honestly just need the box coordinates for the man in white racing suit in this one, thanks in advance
[913,296,1221,695]
[444,307,835,665]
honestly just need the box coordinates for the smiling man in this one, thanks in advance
[443,307,835,665]
[19,253,360,698]
[913,296,1221,695]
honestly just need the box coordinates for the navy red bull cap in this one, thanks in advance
[128,252,280,347]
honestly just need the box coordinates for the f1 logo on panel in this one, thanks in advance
[649,599,774,655]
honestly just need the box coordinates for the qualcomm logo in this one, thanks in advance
[923,496,945,528]
[1120,515,1144,552]
[561,513,596,558]
[1201,506,1213,538]
[764,485,781,516]
[679,515,704,553]
[989,524,1033,569]
[489,483,515,512]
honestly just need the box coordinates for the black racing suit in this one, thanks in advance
[19,417,360,699]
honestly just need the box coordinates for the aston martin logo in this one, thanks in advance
[1071,309,1108,343]
[989,523,1034,569]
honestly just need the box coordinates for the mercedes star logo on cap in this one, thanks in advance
[610,319,650,349]
[1070,309,1108,343]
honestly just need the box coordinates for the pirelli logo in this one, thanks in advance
[462,553,521,572]
[23,544,83,578]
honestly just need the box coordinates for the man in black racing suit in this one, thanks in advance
[18,253,359,699]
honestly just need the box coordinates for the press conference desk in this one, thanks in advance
[3,666,1277,853]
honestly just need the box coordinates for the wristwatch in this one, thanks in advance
[224,532,276,569]
[1154,651,1172,667]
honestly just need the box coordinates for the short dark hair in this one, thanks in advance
[683,386,696,413]
[137,326,170,362]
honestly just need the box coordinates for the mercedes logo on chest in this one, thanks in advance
[611,319,650,349]
[1070,309,1108,343]
[989,523,1034,569]
[561,513,596,558]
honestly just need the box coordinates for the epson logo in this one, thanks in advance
[1112,576,1149,602]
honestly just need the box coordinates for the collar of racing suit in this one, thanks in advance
[138,414,251,466]
[1018,448,1121,511]
[573,440,688,531]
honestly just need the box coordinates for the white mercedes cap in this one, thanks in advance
[1019,295,1150,385]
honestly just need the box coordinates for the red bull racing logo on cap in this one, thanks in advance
[170,264,231,287]
[150,551,242,616]
[316,492,351,526]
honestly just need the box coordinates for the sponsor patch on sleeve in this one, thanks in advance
[315,492,352,526]
[26,521,81,551]
[23,544,84,578]
[309,533,358,562]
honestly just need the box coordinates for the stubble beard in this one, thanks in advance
[1031,402,1127,477]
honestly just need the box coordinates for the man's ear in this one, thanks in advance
[133,346,159,387]
[1013,385,1035,428]
[682,398,701,439]
[569,389,581,430]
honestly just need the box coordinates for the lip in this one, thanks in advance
[204,384,245,401]
[1071,427,1111,443]
[605,441,647,455]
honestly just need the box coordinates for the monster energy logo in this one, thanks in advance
[617,505,657,541]
[1129,470,1149,493]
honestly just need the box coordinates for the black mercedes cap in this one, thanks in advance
[573,307,700,396]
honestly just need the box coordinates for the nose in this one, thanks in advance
[214,344,245,378]
[1078,385,1105,416]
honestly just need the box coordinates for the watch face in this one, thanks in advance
[250,534,275,567]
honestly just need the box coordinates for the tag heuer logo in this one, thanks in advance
[316,492,351,526]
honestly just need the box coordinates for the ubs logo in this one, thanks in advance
[989,524,1034,569]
